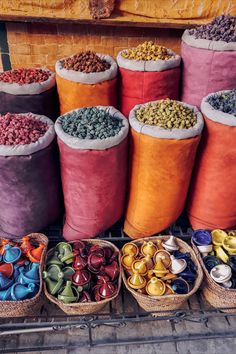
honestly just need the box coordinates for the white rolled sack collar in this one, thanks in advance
[0,69,55,95]
[201,90,236,127]
[55,106,129,151]
[182,30,236,51]
[129,100,204,140]
[55,54,117,84]
[0,113,55,156]
[117,49,181,72]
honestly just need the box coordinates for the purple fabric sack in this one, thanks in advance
[0,114,63,238]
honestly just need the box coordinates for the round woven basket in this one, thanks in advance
[192,241,236,312]
[44,239,122,315]
[0,233,48,318]
[122,236,203,316]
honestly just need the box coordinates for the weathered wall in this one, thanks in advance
[3,22,183,71]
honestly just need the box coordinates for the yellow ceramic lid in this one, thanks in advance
[121,254,135,270]
[141,241,157,257]
[127,270,147,290]
[122,242,139,256]
[214,246,229,263]
[132,259,148,275]
[223,236,236,253]
[211,229,227,246]
[146,277,166,296]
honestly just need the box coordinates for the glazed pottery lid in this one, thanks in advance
[172,278,190,294]
[146,277,166,296]
[210,264,232,283]
[154,250,171,268]
[211,229,228,245]
[228,256,236,273]
[192,229,212,246]
[203,255,222,272]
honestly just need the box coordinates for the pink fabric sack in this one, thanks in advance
[55,106,129,240]
[181,30,236,108]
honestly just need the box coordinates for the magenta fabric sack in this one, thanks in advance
[0,69,59,121]
[55,106,129,240]
[181,30,236,108]
[0,114,63,238]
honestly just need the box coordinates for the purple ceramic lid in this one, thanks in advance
[192,229,212,246]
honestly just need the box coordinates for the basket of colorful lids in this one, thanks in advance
[0,234,48,317]
[192,229,236,311]
[43,239,121,315]
[121,235,203,315]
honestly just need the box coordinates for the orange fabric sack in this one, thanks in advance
[55,54,117,114]
[124,101,204,239]
[188,91,236,230]
[117,49,181,117]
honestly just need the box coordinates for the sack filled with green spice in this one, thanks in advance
[55,106,129,240]
[124,98,204,239]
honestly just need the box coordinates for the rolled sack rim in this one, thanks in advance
[201,90,236,127]
[129,100,204,140]
[55,53,117,84]
[0,68,55,95]
[0,113,55,156]
[182,30,236,51]
[55,106,129,150]
[116,49,181,72]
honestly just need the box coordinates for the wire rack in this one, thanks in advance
[0,220,236,353]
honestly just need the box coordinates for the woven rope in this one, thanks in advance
[0,233,48,318]
[44,239,121,315]
[122,236,203,316]
[192,242,236,312]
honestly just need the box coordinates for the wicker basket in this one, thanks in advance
[44,239,122,315]
[122,236,203,316]
[0,233,48,318]
[192,241,236,312]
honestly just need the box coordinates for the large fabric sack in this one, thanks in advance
[0,69,59,121]
[124,101,204,238]
[0,114,63,238]
[56,55,117,114]
[188,91,236,230]
[55,106,129,240]
[181,30,236,108]
[117,49,181,117]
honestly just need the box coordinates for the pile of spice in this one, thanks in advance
[189,15,236,42]
[121,41,174,61]
[135,98,197,129]
[0,113,48,145]
[61,107,124,139]
[207,89,236,116]
[0,68,51,85]
[62,51,111,73]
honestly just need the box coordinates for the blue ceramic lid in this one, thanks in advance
[192,230,212,246]
[203,255,222,272]
[3,245,21,264]
[172,278,190,294]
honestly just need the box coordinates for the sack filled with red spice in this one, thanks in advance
[0,68,59,121]
[0,112,63,238]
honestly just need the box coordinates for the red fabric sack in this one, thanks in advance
[187,91,236,230]
[117,49,181,117]
[55,106,129,240]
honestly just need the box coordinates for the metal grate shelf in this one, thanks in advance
[0,221,236,352]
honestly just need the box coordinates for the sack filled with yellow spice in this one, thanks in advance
[124,98,204,239]
[117,41,181,117]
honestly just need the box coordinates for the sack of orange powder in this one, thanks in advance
[56,51,117,115]
[124,99,204,239]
